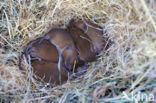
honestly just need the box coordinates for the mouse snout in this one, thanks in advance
[62,46,78,71]
[65,55,78,71]
[65,63,72,71]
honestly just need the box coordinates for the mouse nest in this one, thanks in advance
[0,0,156,102]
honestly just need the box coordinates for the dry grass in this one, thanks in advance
[0,0,156,102]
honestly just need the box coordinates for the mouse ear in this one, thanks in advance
[83,21,87,30]
[68,19,76,27]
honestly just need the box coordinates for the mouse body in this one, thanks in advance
[44,28,79,71]
[69,19,105,53]
[66,26,96,62]
[27,38,59,62]
[31,60,68,85]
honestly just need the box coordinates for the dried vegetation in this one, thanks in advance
[0,0,156,102]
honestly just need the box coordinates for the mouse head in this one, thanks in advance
[69,19,87,31]
[62,45,78,71]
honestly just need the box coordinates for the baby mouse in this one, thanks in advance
[31,60,68,85]
[43,28,79,71]
[69,19,105,53]
[19,37,59,70]
[66,26,96,62]
[26,38,59,63]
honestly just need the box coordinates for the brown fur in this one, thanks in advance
[66,27,96,62]
[28,39,59,62]
[69,19,105,53]
[44,28,78,71]
[31,60,68,85]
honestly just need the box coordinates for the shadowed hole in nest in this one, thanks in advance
[19,18,112,86]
